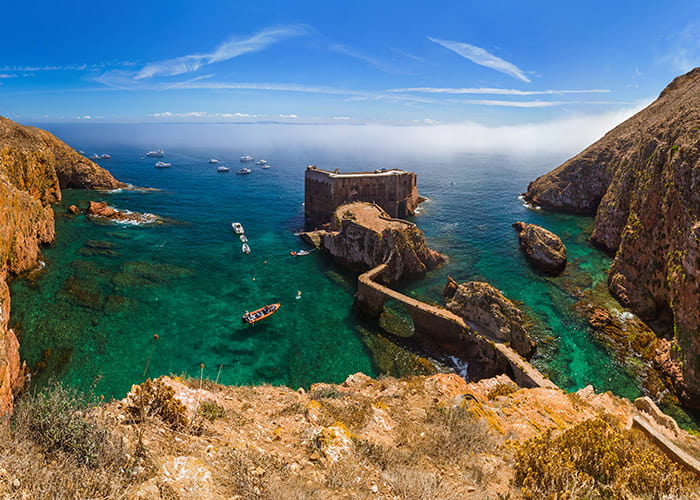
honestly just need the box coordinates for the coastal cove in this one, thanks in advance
[9,125,659,408]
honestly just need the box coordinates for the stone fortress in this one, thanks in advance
[304,165,420,227]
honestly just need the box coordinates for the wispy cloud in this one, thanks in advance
[0,74,18,79]
[387,87,610,96]
[135,26,308,80]
[664,20,700,73]
[332,116,351,120]
[427,37,530,82]
[330,44,398,73]
[279,114,298,118]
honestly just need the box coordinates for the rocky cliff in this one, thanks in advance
[303,202,443,283]
[0,116,125,413]
[524,68,700,409]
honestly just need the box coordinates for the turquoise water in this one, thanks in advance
[9,124,642,401]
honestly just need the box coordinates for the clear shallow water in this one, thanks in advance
[10,126,642,401]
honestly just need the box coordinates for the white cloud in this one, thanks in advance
[388,87,610,96]
[0,74,18,79]
[149,111,257,118]
[664,20,700,73]
[423,118,439,125]
[332,116,351,120]
[279,114,298,118]
[330,44,397,73]
[75,115,93,120]
[135,26,308,80]
[428,37,530,82]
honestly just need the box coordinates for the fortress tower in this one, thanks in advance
[304,166,420,227]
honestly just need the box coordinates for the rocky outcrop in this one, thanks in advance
[444,278,535,358]
[0,116,125,413]
[306,202,443,283]
[523,68,700,409]
[512,222,567,276]
[86,201,162,225]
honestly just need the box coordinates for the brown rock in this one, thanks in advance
[512,222,567,276]
[443,276,458,300]
[86,201,117,218]
[67,204,79,215]
[523,68,700,409]
[445,280,535,358]
[589,308,612,329]
[314,202,443,283]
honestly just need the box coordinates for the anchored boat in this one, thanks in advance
[242,303,280,324]
[242,243,251,254]
[232,222,244,234]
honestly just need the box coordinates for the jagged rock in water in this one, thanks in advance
[444,279,535,358]
[512,221,567,276]
[305,202,443,283]
[523,68,700,408]
[86,201,162,225]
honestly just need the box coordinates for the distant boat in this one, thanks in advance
[217,166,230,172]
[146,150,165,157]
[154,161,171,168]
[242,303,280,324]
[208,158,219,164]
[290,250,310,256]
[79,150,85,154]
[255,159,267,165]
[240,155,254,162]
[261,164,271,169]
[232,222,244,234]
[236,168,252,175]
[100,154,111,159]
[240,234,248,243]
[242,242,251,254]
[89,154,100,160]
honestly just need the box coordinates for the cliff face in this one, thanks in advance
[524,68,700,408]
[0,116,125,413]
[308,202,443,283]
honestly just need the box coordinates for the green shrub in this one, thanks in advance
[126,377,189,429]
[198,399,226,420]
[14,380,121,468]
[514,416,697,499]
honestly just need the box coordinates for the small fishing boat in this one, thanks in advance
[146,150,165,157]
[237,168,252,175]
[242,243,251,254]
[242,303,280,324]
[232,222,244,234]
[240,234,248,243]
[100,154,111,159]
[261,164,270,169]
[155,161,171,168]
[255,159,267,165]
[290,250,310,256]
[217,166,230,172]
[89,154,100,160]
[208,158,219,164]
[240,155,254,162]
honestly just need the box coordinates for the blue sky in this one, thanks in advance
[1,0,698,125]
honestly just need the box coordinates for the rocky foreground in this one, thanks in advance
[525,67,700,409]
[0,116,124,413]
[4,373,698,499]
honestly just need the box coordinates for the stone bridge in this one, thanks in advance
[355,264,557,389]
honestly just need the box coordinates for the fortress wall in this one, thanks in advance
[304,167,419,227]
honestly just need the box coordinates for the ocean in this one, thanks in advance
[10,123,643,403]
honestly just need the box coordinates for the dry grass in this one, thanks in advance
[514,415,699,499]
[0,381,149,499]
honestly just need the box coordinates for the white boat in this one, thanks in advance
[100,154,111,159]
[208,158,219,164]
[155,161,171,168]
[236,168,252,175]
[261,164,270,169]
[217,166,230,172]
[232,222,244,234]
[240,235,248,243]
[89,154,100,160]
[255,159,267,165]
[240,155,254,162]
[242,243,251,254]
[146,150,165,157]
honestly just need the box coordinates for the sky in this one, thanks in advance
[0,0,698,128]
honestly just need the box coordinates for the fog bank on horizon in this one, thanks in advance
[41,104,646,159]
